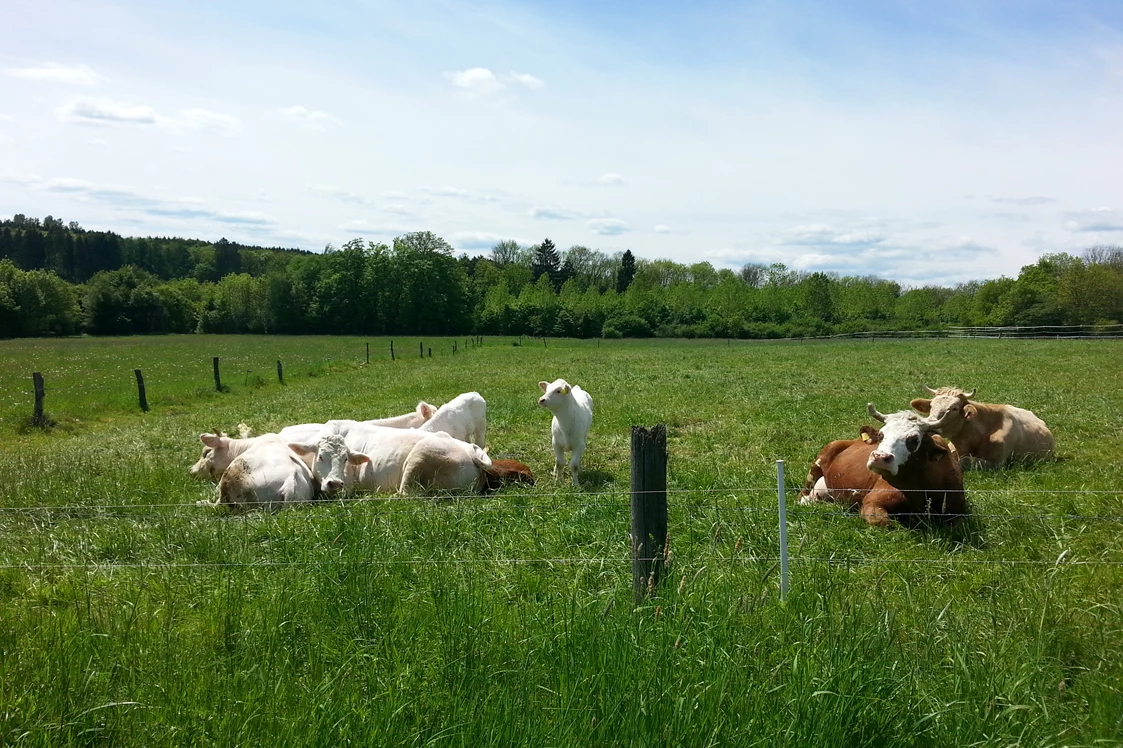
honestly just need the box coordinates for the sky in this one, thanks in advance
[1,0,1122,286]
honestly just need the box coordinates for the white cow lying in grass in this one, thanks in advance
[289,423,494,495]
[191,430,274,481]
[538,378,593,486]
[276,401,437,444]
[197,434,317,513]
[418,392,487,446]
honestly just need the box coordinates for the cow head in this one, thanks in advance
[416,401,437,421]
[478,459,536,494]
[190,431,232,480]
[864,403,954,477]
[538,378,572,411]
[289,434,369,496]
[910,385,977,438]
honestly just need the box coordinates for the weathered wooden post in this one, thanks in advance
[453,340,457,355]
[543,336,548,348]
[277,360,283,384]
[366,342,370,364]
[631,424,668,605]
[213,357,222,391]
[428,347,432,358]
[390,340,395,361]
[134,368,149,412]
[420,342,424,358]
[32,372,46,427]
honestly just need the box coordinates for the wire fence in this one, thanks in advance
[3,481,1121,576]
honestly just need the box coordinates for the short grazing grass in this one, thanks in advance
[0,336,1121,746]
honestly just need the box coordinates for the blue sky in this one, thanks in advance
[2,0,1121,285]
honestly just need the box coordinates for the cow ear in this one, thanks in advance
[910,398,933,414]
[288,442,316,456]
[538,381,549,392]
[418,401,436,418]
[347,452,370,465]
[963,404,977,420]
[926,434,950,459]
[200,433,225,448]
[859,426,881,444]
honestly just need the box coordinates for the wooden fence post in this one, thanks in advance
[366,342,370,364]
[453,340,457,355]
[631,424,668,605]
[428,347,432,358]
[213,357,222,391]
[32,372,46,427]
[277,360,283,384]
[390,340,395,361]
[420,342,424,358]
[134,368,149,412]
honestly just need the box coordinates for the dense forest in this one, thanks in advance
[1,214,1121,339]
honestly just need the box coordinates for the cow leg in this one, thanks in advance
[859,502,891,527]
[568,443,586,487]
[552,442,566,481]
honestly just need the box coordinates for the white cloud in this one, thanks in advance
[588,218,629,235]
[507,72,545,89]
[445,68,504,95]
[178,108,243,135]
[444,68,545,96]
[0,114,15,122]
[529,206,580,220]
[280,105,342,129]
[88,138,107,146]
[307,184,372,205]
[452,231,526,250]
[58,97,161,126]
[654,224,671,233]
[777,224,888,247]
[56,97,242,134]
[598,173,625,185]
[1063,208,1123,233]
[4,62,100,86]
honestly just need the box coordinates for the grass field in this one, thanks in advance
[1,335,1121,746]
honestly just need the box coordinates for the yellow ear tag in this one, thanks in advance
[861,432,873,443]
[560,386,569,395]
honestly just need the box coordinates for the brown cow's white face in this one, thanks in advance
[866,410,944,477]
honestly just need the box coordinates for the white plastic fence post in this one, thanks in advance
[777,459,789,601]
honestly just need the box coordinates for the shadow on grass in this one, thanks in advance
[911,514,988,550]
[578,469,616,492]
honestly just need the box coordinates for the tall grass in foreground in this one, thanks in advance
[0,337,1121,745]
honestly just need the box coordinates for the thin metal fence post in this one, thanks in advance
[777,459,789,601]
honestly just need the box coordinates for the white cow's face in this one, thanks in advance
[190,433,229,480]
[866,411,931,477]
[537,379,572,411]
[291,434,368,496]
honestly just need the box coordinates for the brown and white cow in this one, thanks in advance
[799,404,967,527]
[910,386,1054,468]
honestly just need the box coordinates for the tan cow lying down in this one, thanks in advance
[800,404,967,527]
[910,386,1054,468]
[197,434,317,513]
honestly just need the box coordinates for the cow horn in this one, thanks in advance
[962,388,976,399]
[922,408,956,431]
[867,403,887,423]
[922,384,937,395]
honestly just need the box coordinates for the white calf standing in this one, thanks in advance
[537,378,593,486]
[419,392,487,446]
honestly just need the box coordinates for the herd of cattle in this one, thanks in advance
[189,380,1053,528]
[190,378,593,513]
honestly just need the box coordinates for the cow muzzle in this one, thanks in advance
[322,478,344,494]
[867,451,898,476]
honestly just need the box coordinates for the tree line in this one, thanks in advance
[1,214,1121,339]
